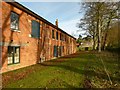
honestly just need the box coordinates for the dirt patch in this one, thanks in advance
[83,77,92,88]
[46,77,75,88]
[83,65,93,88]
[2,66,37,87]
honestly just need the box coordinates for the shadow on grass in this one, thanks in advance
[3,51,120,88]
[40,63,120,83]
[46,77,76,88]
[40,63,84,75]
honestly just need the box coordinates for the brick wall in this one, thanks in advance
[1,2,77,73]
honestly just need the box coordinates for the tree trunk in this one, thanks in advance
[98,27,101,52]
[97,16,101,52]
[96,4,102,53]
[102,20,111,50]
[93,35,96,50]
[102,31,108,50]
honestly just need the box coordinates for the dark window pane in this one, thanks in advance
[31,20,40,38]
[56,32,58,40]
[60,33,62,40]
[8,46,13,54]
[14,47,20,63]
[53,45,58,57]
[8,46,14,64]
[62,34,64,41]
[52,30,55,39]
[10,12,19,30]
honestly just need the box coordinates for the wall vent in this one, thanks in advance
[40,57,45,63]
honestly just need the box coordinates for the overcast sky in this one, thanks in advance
[16,1,85,38]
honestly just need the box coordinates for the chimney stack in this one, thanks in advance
[55,19,58,27]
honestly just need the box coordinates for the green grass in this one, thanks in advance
[2,51,120,88]
[84,51,120,88]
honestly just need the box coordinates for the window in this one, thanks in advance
[10,12,19,30]
[59,46,62,56]
[31,20,40,38]
[65,35,66,41]
[53,45,58,57]
[60,33,62,40]
[56,32,58,40]
[52,30,55,39]
[62,46,64,52]
[60,33,64,41]
[8,46,20,65]
[62,34,65,41]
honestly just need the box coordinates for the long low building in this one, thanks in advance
[1,1,77,73]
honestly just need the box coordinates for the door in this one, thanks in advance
[8,46,20,65]
[53,45,58,57]
[59,46,62,56]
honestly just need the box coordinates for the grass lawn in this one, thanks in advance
[2,51,120,88]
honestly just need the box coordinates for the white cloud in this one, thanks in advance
[16,1,86,38]
[59,18,85,38]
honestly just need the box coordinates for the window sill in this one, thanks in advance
[29,34,41,39]
[8,63,20,66]
[11,30,21,33]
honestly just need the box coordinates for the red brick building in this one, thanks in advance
[1,1,77,73]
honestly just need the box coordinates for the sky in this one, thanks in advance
[16,1,85,38]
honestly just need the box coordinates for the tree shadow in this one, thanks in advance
[2,6,14,67]
[40,61,120,84]
[45,77,76,88]
[36,23,48,63]
[2,2,50,69]
[2,5,24,67]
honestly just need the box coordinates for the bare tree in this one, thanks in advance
[78,2,119,52]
